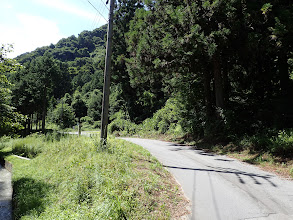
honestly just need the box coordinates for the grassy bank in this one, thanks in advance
[0,133,189,219]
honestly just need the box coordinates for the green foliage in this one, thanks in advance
[84,89,102,121]
[124,0,293,143]
[261,3,273,15]
[71,91,87,121]
[0,44,25,136]
[235,129,293,158]
[80,116,94,125]
[80,116,101,130]
[5,0,293,161]
[140,98,184,136]
[49,102,75,129]
[1,136,183,219]
[112,0,155,122]
[2,134,44,158]
[10,25,107,134]
[271,130,293,156]
[108,111,137,136]
[108,98,185,138]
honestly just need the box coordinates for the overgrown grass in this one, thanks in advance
[0,134,188,219]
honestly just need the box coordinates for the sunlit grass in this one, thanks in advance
[0,134,188,219]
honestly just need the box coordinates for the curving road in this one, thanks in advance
[121,138,293,220]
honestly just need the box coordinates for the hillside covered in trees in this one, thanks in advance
[1,0,293,157]
[2,25,107,134]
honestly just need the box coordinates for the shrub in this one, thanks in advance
[108,111,137,136]
[49,103,75,129]
[0,136,11,150]
[270,130,293,156]
[139,98,184,136]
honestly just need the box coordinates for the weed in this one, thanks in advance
[271,130,293,156]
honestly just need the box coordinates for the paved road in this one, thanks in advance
[121,138,293,220]
[0,165,12,220]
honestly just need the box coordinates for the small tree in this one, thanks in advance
[50,102,75,129]
[71,91,87,122]
[0,45,24,136]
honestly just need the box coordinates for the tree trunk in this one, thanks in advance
[213,55,225,108]
[278,50,289,95]
[222,58,230,105]
[42,89,47,133]
[42,109,46,133]
[27,116,31,135]
[30,114,33,131]
[203,70,213,117]
[36,114,38,130]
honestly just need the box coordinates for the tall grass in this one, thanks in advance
[1,134,187,219]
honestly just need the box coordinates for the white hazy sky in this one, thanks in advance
[0,0,109,58]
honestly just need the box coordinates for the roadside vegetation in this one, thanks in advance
[0,133,189,219]
[108,99,293,179]
[1,1,293,218]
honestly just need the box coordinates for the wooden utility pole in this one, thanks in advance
[100,0,115,145]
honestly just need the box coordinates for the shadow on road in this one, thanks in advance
[214,158,234,162]
[163,164,277,187]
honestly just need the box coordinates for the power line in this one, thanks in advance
[91,3,107,29]
[92,0,107,29]
[78,0,109,29]
[87,0,108,22]
[98,0,110,11]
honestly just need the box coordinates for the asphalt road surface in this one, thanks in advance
[121,138,293,220]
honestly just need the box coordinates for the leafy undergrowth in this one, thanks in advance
[0,134,189,219]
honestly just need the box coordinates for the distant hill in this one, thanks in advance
[16,25,107,95]
[17,25,107,64]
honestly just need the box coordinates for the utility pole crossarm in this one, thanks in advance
[100,0,115,144]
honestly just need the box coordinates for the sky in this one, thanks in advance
[0,0,109,58]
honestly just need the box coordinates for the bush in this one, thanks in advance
[109,111,137,136]
[108,98,186,138]
[139,98,184,136]
[0,136,11,150]
[271,130,293,156]
[49,103,75,129]
[93,121,100,129]
[80,116,94,125]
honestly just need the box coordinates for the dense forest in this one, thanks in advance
[1,0,293,156]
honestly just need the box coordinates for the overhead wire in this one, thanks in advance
[78,0,109,30]
[86,0,108,22]
[91,1,109,29]
[97,1,108,25]
[97,0,110,11]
